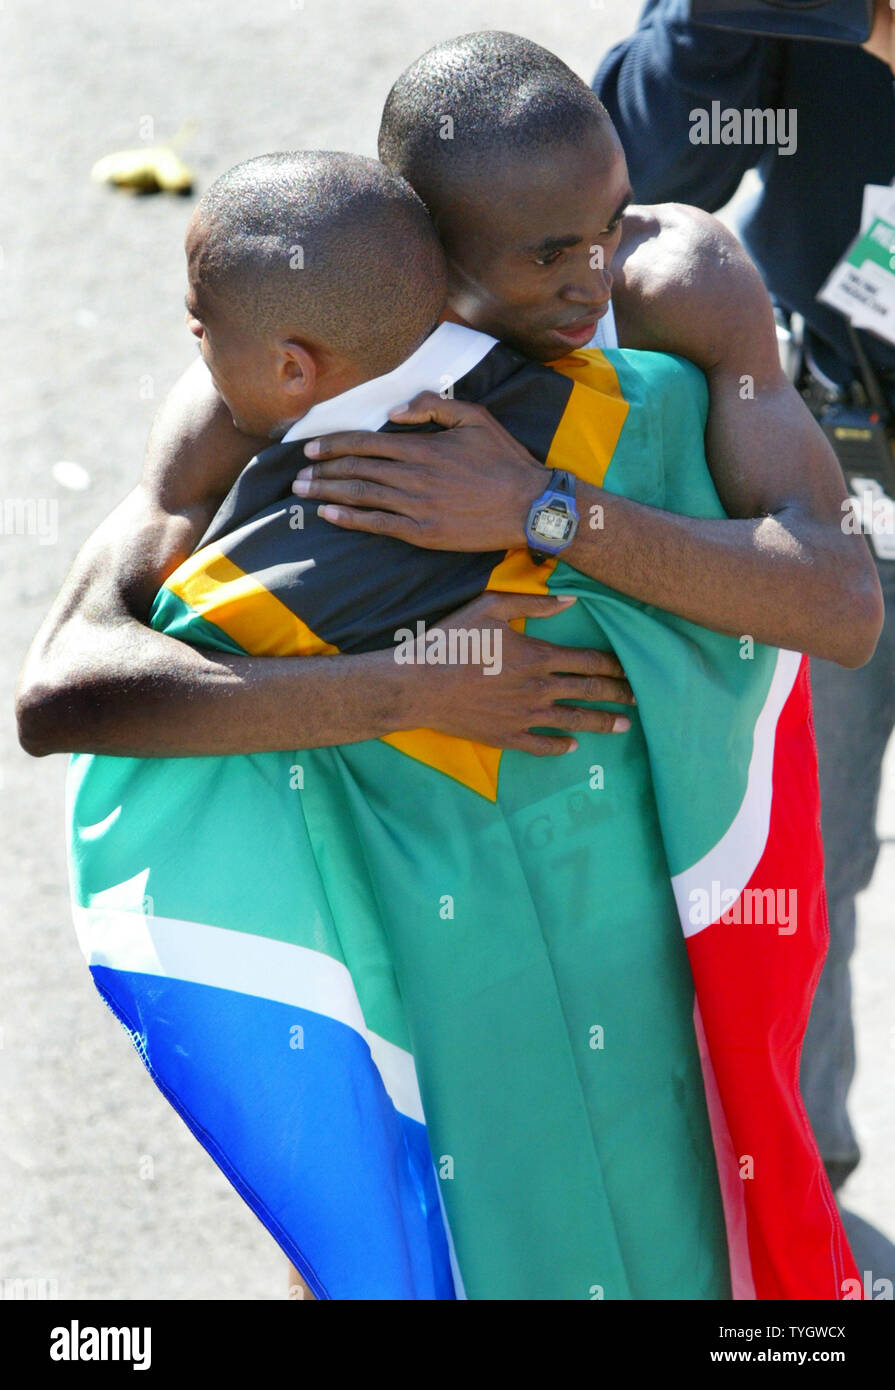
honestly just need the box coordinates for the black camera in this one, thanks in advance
[820,403,895,500]
[689,0,874,43]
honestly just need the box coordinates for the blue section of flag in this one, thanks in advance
[91,965,455,1300]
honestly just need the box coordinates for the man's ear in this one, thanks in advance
[278,339,318,404]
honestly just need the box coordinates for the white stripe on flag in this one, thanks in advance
[72,903,426,1125]
[281,321,497,443]
[693,999,757,1301]
[672,648,802,938]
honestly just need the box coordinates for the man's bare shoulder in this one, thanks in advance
[611,203,778,374]
[144,357,268,517]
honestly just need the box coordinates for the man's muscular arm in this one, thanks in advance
[593,204,883,663]
[15,357,407,756]
[16,360,633,758]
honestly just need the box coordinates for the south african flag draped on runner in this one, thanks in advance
[67,322,859,1300]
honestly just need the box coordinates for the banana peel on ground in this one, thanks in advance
[90,144,194,196]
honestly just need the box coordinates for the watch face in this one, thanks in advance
[533,506,572,542]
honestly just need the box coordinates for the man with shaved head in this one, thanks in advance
[185,152,444,437]
[377,31,624,361]
[289,31,877,671]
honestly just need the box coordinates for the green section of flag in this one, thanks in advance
[148,588,245,653]
[538,351,776,876]
[329,681,730,1297]
[68,349,746,1298]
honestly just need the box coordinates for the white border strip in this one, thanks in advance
[672,648,802,938]
[434,1173,468,1301]
[73,904,425,1126]
[693,999,757,1300]
[281,322,497,443]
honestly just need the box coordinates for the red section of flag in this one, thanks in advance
[687,655,862,1300]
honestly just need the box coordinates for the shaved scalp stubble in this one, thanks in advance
[192,151,446,376]
[378,31,614,220]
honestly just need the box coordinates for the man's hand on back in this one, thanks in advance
[16,356,634,758]
[295,392,543,552]
[292,206,884,668]
[416,592,634,754]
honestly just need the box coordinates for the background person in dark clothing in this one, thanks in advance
[594,0,895,1278]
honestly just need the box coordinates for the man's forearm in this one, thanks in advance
[564,481,881,667]
[16,615,426,757]
[18,592,636,760]
[289,387,883,667]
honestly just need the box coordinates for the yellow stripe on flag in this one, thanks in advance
[545,348,630,487]
[163,348,630,801]
[165,547,339,657]
[386,353,630,801]
[381,729,502,803]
